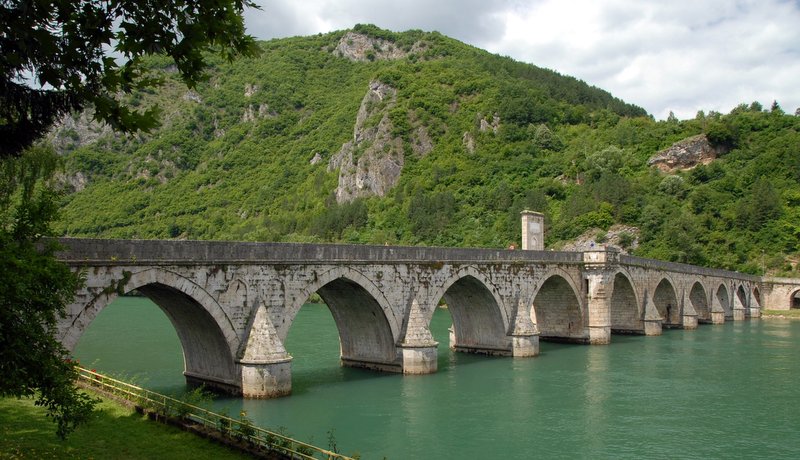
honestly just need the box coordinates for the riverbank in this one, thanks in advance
[762,309,800,319]
[0,395,250,460]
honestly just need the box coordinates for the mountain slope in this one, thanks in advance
[52,25,800,276]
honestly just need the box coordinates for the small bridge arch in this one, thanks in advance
[652,276,681,326]
[735,284,749,317]
[716,283,732,319]
[429,265,511,354]
[531,268,586,342]
[284,267,400,371]
[609,269,642,334]
[689,281,711,322]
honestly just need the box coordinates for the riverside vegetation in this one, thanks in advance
[52,24,800,276]
[0,396,248,459]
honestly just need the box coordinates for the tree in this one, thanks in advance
[1,0,260,159]
[1,147,95,438]
[738,177,782,231]
[0,0,259,438]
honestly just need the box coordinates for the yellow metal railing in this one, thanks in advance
[76,367,353,460]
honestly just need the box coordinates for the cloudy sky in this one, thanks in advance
[244,0,800,120]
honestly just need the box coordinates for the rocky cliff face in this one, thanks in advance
[328,81,405,203]
[560,225,641,254]
[333,31,424,62]
[47,111,112,155]
[648,134,726,172]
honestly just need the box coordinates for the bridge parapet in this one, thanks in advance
[619,254,759,281]
[53,237,585,265]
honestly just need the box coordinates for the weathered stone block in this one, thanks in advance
[644,320,662,336]
[240,359,292,398]
[400,344,438,374]
[511,335,540,357]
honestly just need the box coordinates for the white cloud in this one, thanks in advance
[245,0,800,119]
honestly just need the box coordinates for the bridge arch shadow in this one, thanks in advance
[531,271,586,343]
[285,268,399,372]
[752,286,761,307]
[610,271,642,334]
[428,267,510,355]
[690,281,711,323]
[716,283,731,319]
[736,284,749,317]
[68,268,240,393]
[653,277,681,327]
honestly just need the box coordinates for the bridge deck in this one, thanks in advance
[54,237,757,281]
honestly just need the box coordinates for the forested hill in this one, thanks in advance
[51,25,799,276]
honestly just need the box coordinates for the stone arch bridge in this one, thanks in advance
[55,238,787,398]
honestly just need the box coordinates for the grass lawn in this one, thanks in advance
[762,309,800,318]
[0,395,249,459]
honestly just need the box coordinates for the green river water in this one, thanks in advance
[74,297,800,459]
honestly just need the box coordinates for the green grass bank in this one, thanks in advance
[762,309,800,319]
[0,395,249,460]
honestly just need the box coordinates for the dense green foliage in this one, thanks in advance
[54,27,799,275]
[2,1,259,439]
[0,147,97,438]
[0,0,259,158]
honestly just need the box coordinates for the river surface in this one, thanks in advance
[75,297,800,459]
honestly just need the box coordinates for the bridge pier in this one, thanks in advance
[240,358,292,398]
[643,296,663,336]
[588,326,611,344]
[710,296,726,324]
[643,320,662,336]
[584,265,614,345]
[681,291,699,330]
[510,333,540,357]
[400,343,439,374]
[682,314,698,329]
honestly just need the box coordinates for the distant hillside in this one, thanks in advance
[51,25,800,276]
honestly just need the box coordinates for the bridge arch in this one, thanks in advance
[285,267,399,369]
[652,277,681,326]
[716,283,731,318]
[530,269,585,342]
[609,270,642,334]
[752,286,761,307]
[689,281,711,322]
[65,268,239,391]
[430,266,510,353]
[735,284,749,317]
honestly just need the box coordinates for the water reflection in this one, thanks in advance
[582,346,610,455]
[75,298,800,459]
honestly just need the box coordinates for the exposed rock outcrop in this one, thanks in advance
[55,171,88,193]
[328,81,404,203]
[309,152,323,165]
[333,31,424,62]
[47,111,112,155]
[648,134,726,172]
[479,113,500,133]
[560,225,641,254]
[410,126,433,156]
[462,132,475,154]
